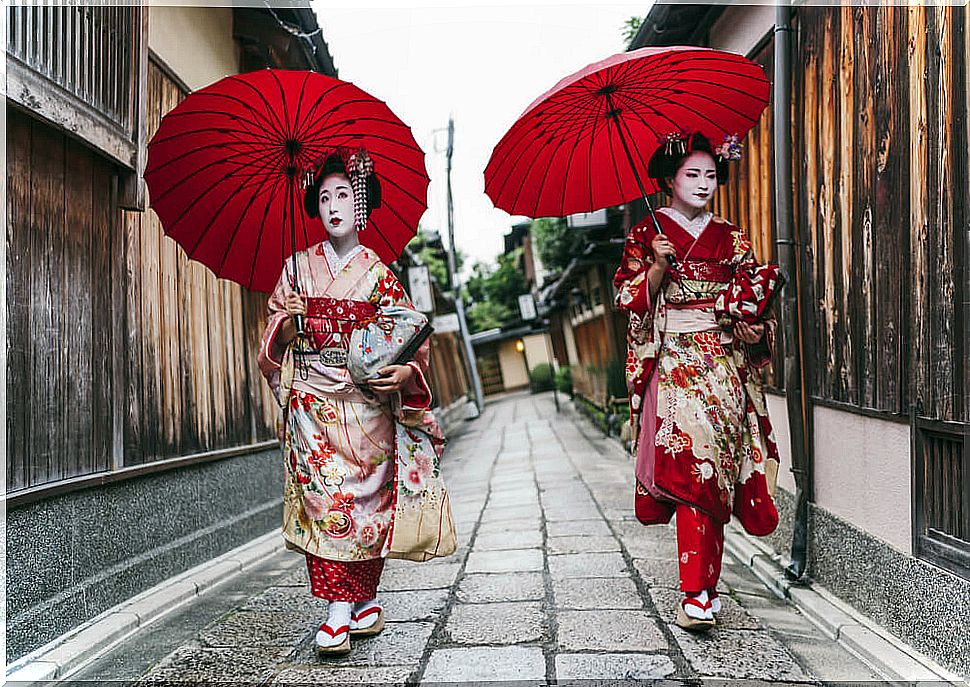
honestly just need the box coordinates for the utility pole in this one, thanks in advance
[442,116,485,416]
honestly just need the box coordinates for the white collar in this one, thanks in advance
[658,207,712,238]
[323,241,364,274]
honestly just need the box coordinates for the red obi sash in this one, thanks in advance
[677,259,733,284]
[304,297,378,350]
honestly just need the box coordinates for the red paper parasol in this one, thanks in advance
[485,46,769,226]
[145,69,428,293]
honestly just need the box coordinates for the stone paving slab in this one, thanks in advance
[548,552,629,578]
[547,534,621,554]
[633,557,682,589]
[670,626,813,682]
[243,585,329,613]
[557,610,668,652]
[290,621,435,667]
[475,519,541,535]
[553,577,644,610]
[272,664,413,684]
[198,610,318,648]
[379,562,461,591]
[422,646,546,682]
[457,572,545,604]
[472,529,543,551]
[464,548,544,574]
[546,519,612,537]
[445,601,545,645]
[555,653,678,681]
[381,589,450,623]
[649,586,762,631]
[140,646,292,683]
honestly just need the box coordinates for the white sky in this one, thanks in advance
[311,2,653,270]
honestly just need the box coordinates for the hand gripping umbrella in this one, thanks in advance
[145,69,429,300]
[484,46,769,244]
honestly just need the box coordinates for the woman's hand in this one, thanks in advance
[276,291,307,347]
[368,364,414,393]
[650,233,677,271]
[284,291,307,317]
[734,321,765,344]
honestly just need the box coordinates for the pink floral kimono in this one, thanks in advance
[614,209,779,593]
[258,241,438,601]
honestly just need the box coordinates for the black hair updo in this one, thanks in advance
[646,132,730,197]
[303,152,382,219]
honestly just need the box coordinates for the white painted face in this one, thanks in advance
[318,173,357,238]
[670,151,717,210]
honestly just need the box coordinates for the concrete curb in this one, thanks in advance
[5,530,285,686]
[722,523,967,684]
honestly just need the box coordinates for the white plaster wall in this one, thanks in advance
[149,6,238,91]
[813,405,912,554]
[523,333,553,371]
[708,4,776,57]
[497,341,529,390]
[765,391,797,495]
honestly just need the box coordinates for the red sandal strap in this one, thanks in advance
[682,597,711,612]
[319,623,350,637]
[351,606,382,622]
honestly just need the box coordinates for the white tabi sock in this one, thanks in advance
[317,601,352,647]
[352,598,381,629]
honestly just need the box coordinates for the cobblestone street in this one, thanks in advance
[71,392,883,685]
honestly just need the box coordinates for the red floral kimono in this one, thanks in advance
[614,209,779,593]
[258,241,437,601]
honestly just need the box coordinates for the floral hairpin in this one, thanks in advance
[659,132,689,156]
[715,134,743,162]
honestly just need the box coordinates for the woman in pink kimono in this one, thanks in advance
[613,133,780,631]
[258,150,437,656]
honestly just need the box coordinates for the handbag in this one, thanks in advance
[384,420,457,562]
[347,305,434,386]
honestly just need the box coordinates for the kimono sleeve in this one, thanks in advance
[613,220,655,317]
[730,229,774,369]
[257,270,292,396]
[371,262,434,411]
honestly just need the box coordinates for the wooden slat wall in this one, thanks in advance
[428,333,469,410]
[5,108,115,491]
[790,6,967,421]
[121,59,278,464]
[7,58,279,491]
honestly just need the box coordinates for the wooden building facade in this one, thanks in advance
[6,5,336,499]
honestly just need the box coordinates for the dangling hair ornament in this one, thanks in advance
[660,132,688,156]
[715,134,743,162]
[347,148,374,232]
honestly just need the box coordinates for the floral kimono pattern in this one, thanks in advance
[614,211,779,533]
[258,242,436,562]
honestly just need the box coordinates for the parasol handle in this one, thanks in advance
[287,176,306,338]
[606,101,678,268]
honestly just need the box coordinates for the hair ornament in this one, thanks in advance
[715,134,743,162]
[347,148,374,232]
[659,132,689,156]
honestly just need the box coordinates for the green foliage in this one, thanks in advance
[466,299,513,333]
[530,217,583,275]
[622,16,643,45]
[554,365,573,395]
[463,250,530,333]
[529,363,555,393]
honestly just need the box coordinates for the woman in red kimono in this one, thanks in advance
[258,150,438,655]
[613,133,780,631]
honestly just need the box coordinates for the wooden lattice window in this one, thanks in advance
[914,420,970,579]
